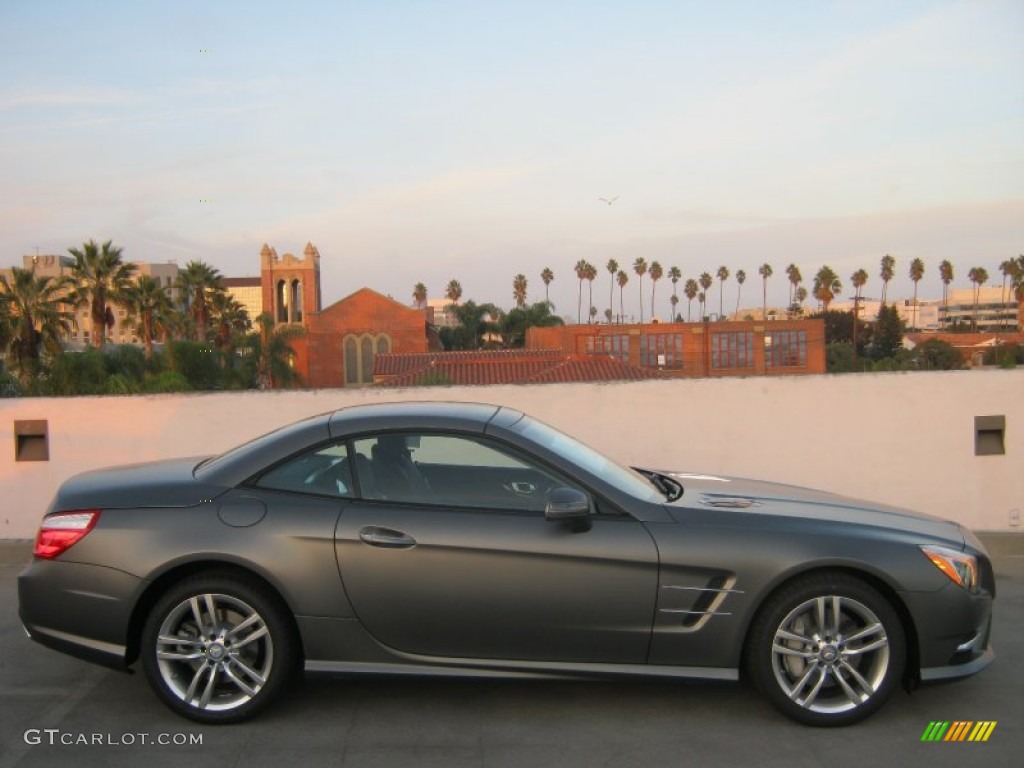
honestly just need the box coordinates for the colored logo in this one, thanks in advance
[921,721,996,742]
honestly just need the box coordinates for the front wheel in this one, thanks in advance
[746,572,906,726]
[141,573,296,724]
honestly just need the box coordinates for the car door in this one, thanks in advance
[334,431,659,664]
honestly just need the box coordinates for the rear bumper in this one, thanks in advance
[18,557,140,670]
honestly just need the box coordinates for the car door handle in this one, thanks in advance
[358,526,417,548]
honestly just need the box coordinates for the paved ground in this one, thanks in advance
[1,537,1020,768]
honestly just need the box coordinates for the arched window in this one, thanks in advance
[291,279,303,323]
[376,335,391,354]
[344,336,359,385]
[276,280,288,323]
[360,336,374,384]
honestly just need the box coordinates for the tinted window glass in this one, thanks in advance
[255,442,354,498]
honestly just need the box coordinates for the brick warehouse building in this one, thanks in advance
[259,243,431,388]
[526,318,827,377]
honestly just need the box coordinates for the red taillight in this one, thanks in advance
[34,510,101,559]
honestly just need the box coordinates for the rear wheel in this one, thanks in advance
[746,572,906,726]
[141,573,296,723]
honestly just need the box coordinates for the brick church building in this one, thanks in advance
[259,243,431,388]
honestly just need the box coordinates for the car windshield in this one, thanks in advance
[511,416,662,501]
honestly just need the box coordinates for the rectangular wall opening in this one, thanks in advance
[974,415,1005,456]
[14,420,49,462]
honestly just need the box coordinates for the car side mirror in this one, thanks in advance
[545,487,592,532]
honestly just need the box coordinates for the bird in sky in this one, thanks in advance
[597,196,619,205]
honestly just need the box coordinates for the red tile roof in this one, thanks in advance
[374,349,662,387]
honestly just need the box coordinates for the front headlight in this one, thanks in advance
[921,545,978,592]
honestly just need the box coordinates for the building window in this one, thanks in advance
[766,330,807,368]
[291,279,303,323]
[582,334,629,363]
[360,337,374,383]
[344,337,359,385]
[376,336,391,355]
[640,333,683,369]
[711,332,753,369]
[276,280,289,323]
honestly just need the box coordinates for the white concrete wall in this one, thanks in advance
[2,370,1022,539]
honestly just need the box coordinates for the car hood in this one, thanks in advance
[663,471,964,545]
[48,457,226,513]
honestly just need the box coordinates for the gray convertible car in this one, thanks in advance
[19,402,994,726]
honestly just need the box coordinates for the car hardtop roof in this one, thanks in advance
[327,401,524,437]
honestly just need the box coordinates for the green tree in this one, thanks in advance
[573,260,588,324]
[716,266,729,317]
[616,270,629,322]
[175,261,223,342]
[758,263,773,320]
[939,260,954,328]
[584,262,598,323]
[210,290,251,367]
[605,259,619,322]
[247,312,306,390]
[541,268,554,305]
[0,267,75,384]
[850,268,869,362]
[445,279,463,305]
[633,258,648,324]
[699,272,713,318]
[785,263,802,310]
[67,239,136,349]
[968,266,989,331]
[813,265,841,312]
[649,261,663,320]
[872,304,904,360]
[684,278,698,322]
[122,275,174,359]
[668,266,682,320]
[412,282,427,308]
[512,273,528,308]
[497,301,565,348]
[910,339,963,370]
[879,254,895,305]
[908,258,925,331]
[735,269,746,315]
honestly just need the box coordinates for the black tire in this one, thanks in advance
[746,571,906,726]
[141,572,297,724]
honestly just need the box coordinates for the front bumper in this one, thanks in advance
[904,580,995,682]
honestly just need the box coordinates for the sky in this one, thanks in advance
[1,0,1021,320]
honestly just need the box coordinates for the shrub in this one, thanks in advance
[143,371,192,393]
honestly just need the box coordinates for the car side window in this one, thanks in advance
[254,442,355,499]
[351,433,585,513]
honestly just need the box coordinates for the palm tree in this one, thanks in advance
[251,312,306,390]
[698,291,706,320]
[698,272,713,319]
[541,268,554,306]
[758,263,773,320]
[795,286,808,313]
[210,290,251,364]
[122,275,174,359]
[412,282,427,309]
[908,258,925,331]
[999,259,1016,330]
[512,274,528,307]
[735,269,746,316]
[616,270,629,322]
[813,265,841,312]
[714,266,729,318]
[0,266,74,383]
[649,261,663,320]
[968,267,988,331]
[445,279,463,306]
[939,260,954,328]
[66,239,136,349]
[851,269,868,363]
[785,263,802,308]
[684,278,698,322]
[668,266,681,320]
[584,263,598,323]
[175,260,223,342]
[879,254,895,305]
[633,258,648,324]
[605,259,618,322]
[574,260,588,324]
